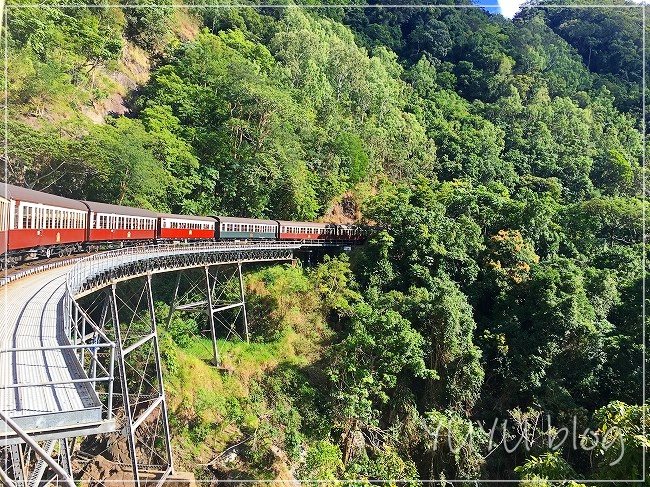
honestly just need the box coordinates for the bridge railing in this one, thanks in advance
[63,288,117,418]
[66,241,310,295]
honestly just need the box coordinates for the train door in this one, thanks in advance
[0,196,8,255]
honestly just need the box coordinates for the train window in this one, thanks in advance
[21,206,29,229]
[0,200,7,232]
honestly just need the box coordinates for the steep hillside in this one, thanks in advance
[4,1,647,482]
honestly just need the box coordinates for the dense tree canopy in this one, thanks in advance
[4,0,646,482]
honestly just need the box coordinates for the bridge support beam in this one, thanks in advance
[95,276,174,486]
[166,262,250,367]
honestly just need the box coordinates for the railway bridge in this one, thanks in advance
[0,240,346,486]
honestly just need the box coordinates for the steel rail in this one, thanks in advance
[0,376,111,389]
[0,343,113,353]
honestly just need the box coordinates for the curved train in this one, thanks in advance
[0,183,369,264]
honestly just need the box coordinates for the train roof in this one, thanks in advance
[214,216,278,225]
[0,183,88,211]
[157,213,216,222]
[277,220,336,227]
[83,200,158,218]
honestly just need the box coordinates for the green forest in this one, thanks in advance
[3,0,648,483]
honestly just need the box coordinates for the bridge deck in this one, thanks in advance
[1,265,105,443]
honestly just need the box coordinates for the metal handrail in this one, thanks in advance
[66,240,309,294]
[0,411,76,487]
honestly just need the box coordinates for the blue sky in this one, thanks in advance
[475,0,645,19]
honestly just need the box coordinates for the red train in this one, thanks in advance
[0,184,370,263]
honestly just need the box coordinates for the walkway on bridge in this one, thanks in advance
[1,264,105,443]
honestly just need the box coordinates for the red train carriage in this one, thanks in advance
[1,184,88,257]
[84,201,157,243]
[278,221,337,240]
[157,214,216,241]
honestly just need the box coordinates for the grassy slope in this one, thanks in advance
[159,263,334,480]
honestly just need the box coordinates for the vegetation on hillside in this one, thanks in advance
[3,0,647,482]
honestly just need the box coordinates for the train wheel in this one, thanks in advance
[44,248,52,259]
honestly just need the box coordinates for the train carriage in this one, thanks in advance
[157,214,216,241]
[338,224,367,242]
[215,216,278,240]
[84,201,157,243]
[1,184,88,257]
[278,221,337,241]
